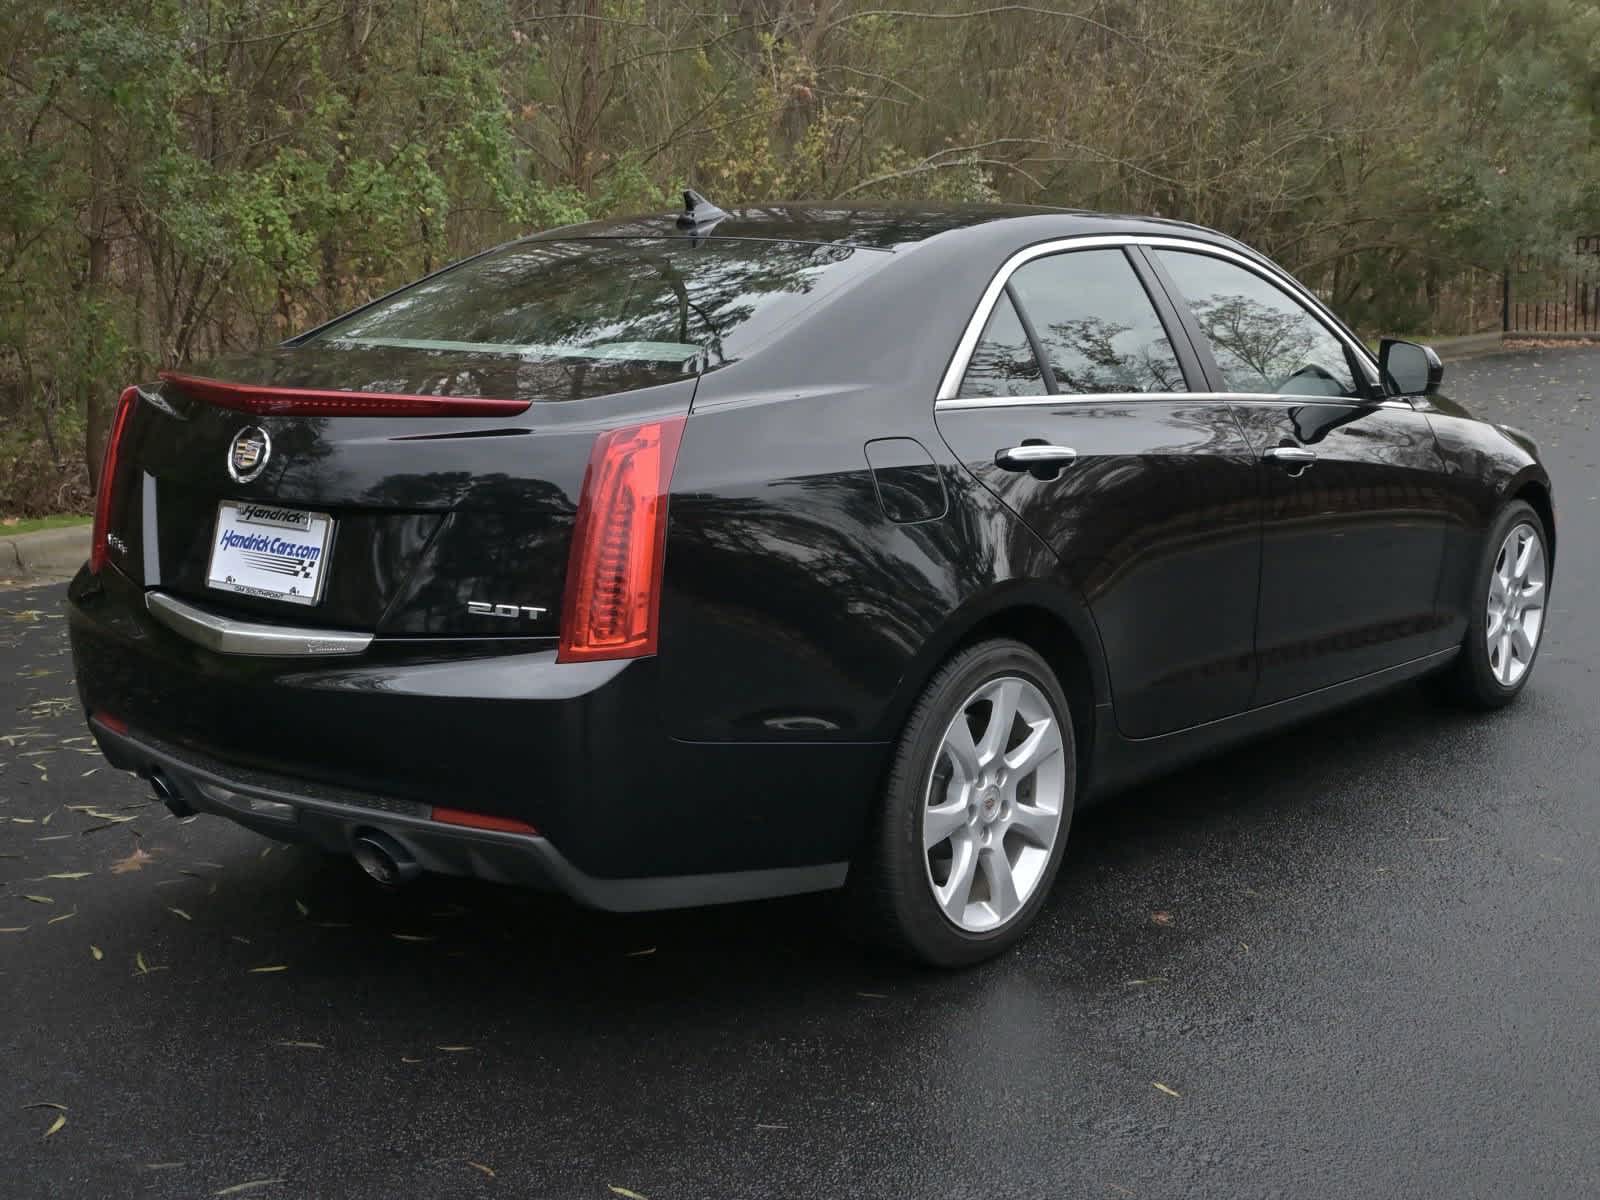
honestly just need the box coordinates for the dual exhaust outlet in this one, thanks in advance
[351,829,422,886]
[146,769,421,887]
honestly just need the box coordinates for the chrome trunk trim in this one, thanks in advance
[145,590,372,657]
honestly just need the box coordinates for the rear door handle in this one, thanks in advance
[996,444,1078,470]
[1264,445,1317,471]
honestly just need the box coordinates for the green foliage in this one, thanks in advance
[2,0,1599,512]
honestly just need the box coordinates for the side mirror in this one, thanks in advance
[1378,338,1443,397]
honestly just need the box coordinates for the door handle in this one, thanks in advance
[996,444,1078,470]
[1264,445,1317,471]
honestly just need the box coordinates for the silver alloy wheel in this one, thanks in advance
[1487,521,1547,687]
[921,675,1066,933]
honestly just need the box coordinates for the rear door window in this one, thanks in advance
[1006,249,1186,394]
[1154,249,1360,398]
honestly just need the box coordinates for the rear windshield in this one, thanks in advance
[306,237,880,377]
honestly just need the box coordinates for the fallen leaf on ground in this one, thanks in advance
[294,899,309,918]
[213,1180,286,1196]
[1152,1082,1181,1098]
[42,872,90,880]
[468,1161,496,1178]
[42,1113,66,1139]
[110,848,155,874]
[436,1045,475,1052]
[391,933,434,942]
[609,1188,649,1200]
[168,907,192,921]
[47,910,76,924]
[1150,911,1173,926]
[22,894,54,904]
[275,1041,324,1050]
[22,1102,67,1111]
[90,945,103,961]
[625,947,656,957]
[0,927,27,934]
[248,965,288,974]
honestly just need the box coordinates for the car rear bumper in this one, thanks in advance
[68,565,877,902]
[87,715,845,910]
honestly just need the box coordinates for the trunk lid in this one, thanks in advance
[109,345,697,637]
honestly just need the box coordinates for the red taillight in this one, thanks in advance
[158,371,529,417]
[557,416,686,663]
[430,806,538,835]
[89,387,139,574]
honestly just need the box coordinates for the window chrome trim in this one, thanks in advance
[941,390,1240,411]
[938,391,1416,412]
[935,234,1379,405]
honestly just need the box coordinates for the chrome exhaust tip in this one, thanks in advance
[351,829,421,886]
[148,770,194,818]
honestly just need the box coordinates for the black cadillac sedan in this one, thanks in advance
[68,197,1554,965]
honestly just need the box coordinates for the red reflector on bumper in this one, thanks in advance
[429,806,538,835]
[95,713,129,736]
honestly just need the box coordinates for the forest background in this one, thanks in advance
[2,0,1596,514]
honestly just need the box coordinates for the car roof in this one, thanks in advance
[524,202,1239,253]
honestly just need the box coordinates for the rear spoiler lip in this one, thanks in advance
[158,370,531,418]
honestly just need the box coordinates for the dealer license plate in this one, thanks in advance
[206,501,334,606]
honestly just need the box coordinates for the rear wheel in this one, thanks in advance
[851,639,1075,966]
[1431,499,1550,709]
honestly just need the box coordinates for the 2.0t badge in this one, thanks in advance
[228,425,271,483]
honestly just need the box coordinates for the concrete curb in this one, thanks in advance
[1427,332,1509,362]
[1428,330,1600,362]
[0,523,90,584]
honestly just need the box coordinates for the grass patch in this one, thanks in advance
[0,513,91,536]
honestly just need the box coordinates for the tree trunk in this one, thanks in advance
[570,0,604,194]
[82,122,113,492]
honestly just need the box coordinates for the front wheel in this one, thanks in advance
[1431,499,1550,709]
[850,639,1075,967]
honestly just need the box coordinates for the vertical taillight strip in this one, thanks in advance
[556,416,687,663]
[89,387,139,575]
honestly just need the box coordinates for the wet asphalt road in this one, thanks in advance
[3,348,1599,1200]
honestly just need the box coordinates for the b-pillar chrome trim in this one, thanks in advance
[145,591,372,657]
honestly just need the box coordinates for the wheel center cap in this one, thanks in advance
[980,787,1001,822]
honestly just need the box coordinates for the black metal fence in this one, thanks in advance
[1504,236,1600,333]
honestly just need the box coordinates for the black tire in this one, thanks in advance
[848,638,1076,967]
[1429,499,1550,710]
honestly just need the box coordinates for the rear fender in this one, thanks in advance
[878,571,1111,745]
